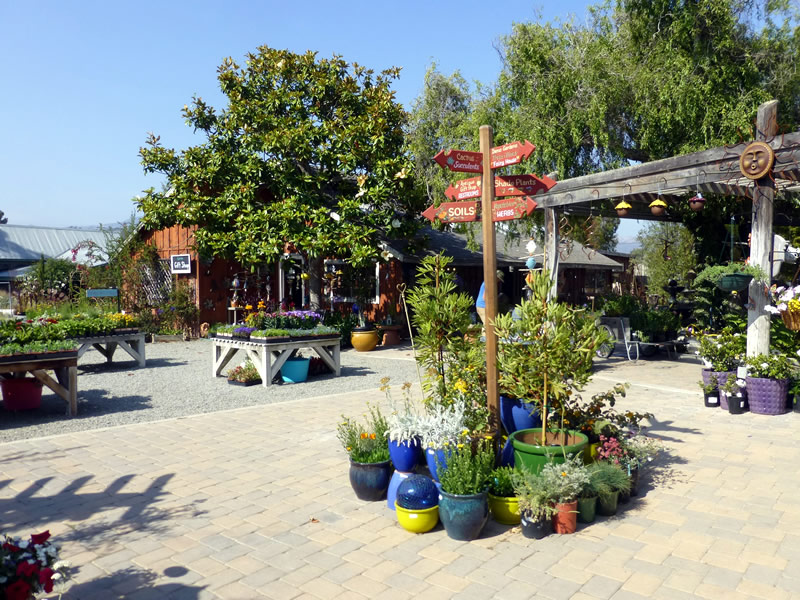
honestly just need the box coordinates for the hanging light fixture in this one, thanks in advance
[688,192,705,212]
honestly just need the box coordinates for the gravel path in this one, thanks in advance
[0,339,421,443]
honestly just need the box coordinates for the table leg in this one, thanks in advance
[68,366,77,416]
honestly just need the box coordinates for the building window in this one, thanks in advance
[324,260,379,304]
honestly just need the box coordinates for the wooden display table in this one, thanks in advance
[212,337,341,387]
[0,354,78,416]
[74,332,146,367]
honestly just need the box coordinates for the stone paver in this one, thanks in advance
[2,349,800,598]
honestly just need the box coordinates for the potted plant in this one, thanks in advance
[382,378,423,473]
[745,353,794,415]
[693,263,769,293]
[226,359,261,386]
[621,433,662,496]
[436,439,495,541]
[512,469,557,539]
[539,454,589,534]
[698,377,720,408]
[577,465,606,524]
[418,402,470,482]
[495,270,609,472]
[488,466,520,525]
[0,530,71,598]
[589,460,631,516]
[719,376,748,414]
[696,328,746,409]
[281,352,311,383]
[790,378,800,414]
[765,284,800,331]
[250,328,290,343]
[337,404,393,501]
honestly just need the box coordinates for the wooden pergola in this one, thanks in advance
[534,100,800,356]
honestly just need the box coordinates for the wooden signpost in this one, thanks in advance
[428,134,556,430]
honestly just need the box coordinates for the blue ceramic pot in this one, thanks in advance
[499,395,541,435]
[438,490,489,541]
[387,471,411,510]
[281,357,310,383]
[388,438,421,473]
[425,447,451,482]
[349,459,393,501]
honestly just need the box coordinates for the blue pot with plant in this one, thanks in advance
[337,405,393,501]
[437,440,494,541]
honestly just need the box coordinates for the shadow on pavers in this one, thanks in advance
[0,473,207,551]
[59,566,207,599]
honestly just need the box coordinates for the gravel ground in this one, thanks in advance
[0,339,420,443]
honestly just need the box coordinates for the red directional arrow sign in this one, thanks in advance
[490,140,535,169]
[444,173,556,201]
[492,197,537,221]
[433,149,483,173]
[422,201,479,223]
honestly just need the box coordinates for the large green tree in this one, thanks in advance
[138,46,423,304]
[634,222,697,299]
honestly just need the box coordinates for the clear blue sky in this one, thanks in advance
[0,0,639,247]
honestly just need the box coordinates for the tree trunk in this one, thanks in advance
[308,255,324,310]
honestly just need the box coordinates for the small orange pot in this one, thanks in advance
[551,500,578,534]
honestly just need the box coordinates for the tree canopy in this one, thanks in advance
[633,222,697,298]
[138,46,422,267]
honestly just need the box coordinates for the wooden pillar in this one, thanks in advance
[479,125,499,429]
[747,100,778,358]
[544,207,559,300]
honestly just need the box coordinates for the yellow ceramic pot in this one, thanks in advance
[488,493,520,525]
[395,503,439,533]
[351,329,379,352]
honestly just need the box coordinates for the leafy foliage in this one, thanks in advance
[437,439,495,496]
[337,405,390,464]
[138,46,423,268]
[633,222,697,299]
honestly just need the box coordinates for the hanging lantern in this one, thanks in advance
[649,199,668,216]
[688,193,705,212]
[615,201,632,218]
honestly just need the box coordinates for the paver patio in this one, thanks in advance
[2,348,800,599]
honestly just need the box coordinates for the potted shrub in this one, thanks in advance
[436,439,495,541]
[495,270,609,472]
[577,465,606,524]
[337,405,393,501]
[539,454,589,534]
[512,469,557,539]
[488,466,520,525]
[745,353,794,415]
[226,359,261,386]
[696,328,745,410]
[621,433,662,496]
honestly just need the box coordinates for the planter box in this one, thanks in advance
[251,336,290,344]
[0,350,78,364]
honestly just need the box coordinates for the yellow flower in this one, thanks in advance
[457,444,464,449]
[453,379,467,394]
[245,304,253,310]
[346,446,351,451]
[370,433,376,440]
[561,472,567,477]
[360,433,367,439]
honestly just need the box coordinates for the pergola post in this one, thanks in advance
[747,100,778,358]
[544,207,559,300]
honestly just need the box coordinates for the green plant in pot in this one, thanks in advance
[745,353,795,415]
[436,439,495,541]
[539,453,589,534]
[588,461,631,516]
[488,466,520,525]
[495,269,609,471]
[693,263,769,292]
[337,404,393,501]
[697,327,746,408]
[511,468,557,539]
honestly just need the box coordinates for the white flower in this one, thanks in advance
[355,188,365,198]
[780,290,794,302]
[733,333,741,337]
[694,350,700,355]
[736,379,746,387]
[765,305,781,315]
[761,362,769,369]
[19,540,28,549]
[778,303,788,312]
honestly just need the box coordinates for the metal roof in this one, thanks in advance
[0,224,107,263]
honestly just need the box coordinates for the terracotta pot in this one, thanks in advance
[551,500,579,534]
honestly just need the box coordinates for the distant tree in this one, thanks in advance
[138,46,423,307]
[633,222,697,300]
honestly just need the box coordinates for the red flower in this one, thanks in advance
[17,560,39,577]
[30,531,50,545]
[5,580,31,600]
[39,567,55,592]
[2,541,21,552]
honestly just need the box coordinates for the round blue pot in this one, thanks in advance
[388,438,421,473]
[387,470,411,510]
[348,459,393,501]
[439,490,489,541]
[281,357,310,383]
[425,447,451,482]
[499,395,542,435]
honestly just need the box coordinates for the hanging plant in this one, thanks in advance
[688,193,705,212]
[614,201,632,217]
[649,199,667,216]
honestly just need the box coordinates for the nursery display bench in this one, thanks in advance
[211,337,341,387]
[0,354,78,416]
[73,332,147,367]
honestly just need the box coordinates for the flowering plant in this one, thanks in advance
[745,353,796,380]
[696,327,745,372]
[0,530,70,599]
[720,376,746,396]
[226,359,260,383]
[417,401,470,449]
[380,378,423,443]
[437,439,495,496]
[765,284,800,316]
[539,453,589,504]
[623,433,662,468]
[337,404,390,463]
[596,434,631,466]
